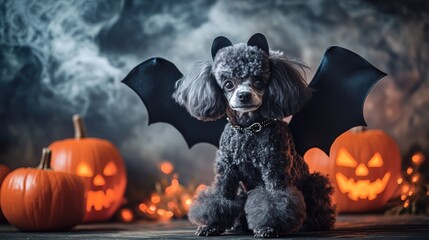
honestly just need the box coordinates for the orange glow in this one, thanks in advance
[86,189,115,212]
[397,178,403,184]
[400,195,407,201]
[336,172,391,201]
[408,190,413,196]
[166,211,174,218]
[157,209,166,216]
[411,152,425,166]
[355,163,369,176]
[404,200,410,208]
[120,208,134,222]
[147,205,156,214]
[103,161,118,176]
[76,161,94,177]
[139,203,148,213]
[367,153,384,167]
[402,184,410,194]
[411,174,420,183]
[185,198,192,206]
[336,148,358,167]
[151,194,161,204]
[168,201,176,209]
[406,167,413,175]
[160,161,174,174]
[93,174,106,186]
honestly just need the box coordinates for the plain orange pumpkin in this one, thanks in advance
[0,164,11,222]
[0,148,86,231]
[49,115,127,222]
[304,127,401,213]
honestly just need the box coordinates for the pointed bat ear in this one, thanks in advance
[247,33,269,55]
[211,36,233,60]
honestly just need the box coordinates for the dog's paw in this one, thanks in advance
[195,225,224,236]
[253,227,283,238]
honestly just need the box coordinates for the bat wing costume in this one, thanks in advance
[122,46,385,156]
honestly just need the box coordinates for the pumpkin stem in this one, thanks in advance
[73,114,87,139]
[351,126,366,133]
[38,148,52,170]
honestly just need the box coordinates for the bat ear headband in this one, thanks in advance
[211,33,270,60]
[211,36,233,60]
[247,33,269,55]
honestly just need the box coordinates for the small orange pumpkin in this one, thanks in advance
[0,164,11,222]
[1,148,86,231]
[305,127,401,213]
[49,115,127,222]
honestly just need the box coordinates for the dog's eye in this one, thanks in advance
[224,81,235,91]
[253,80,264,90]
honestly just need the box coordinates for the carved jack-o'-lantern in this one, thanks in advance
[49,115,127,222]
[304,127,401,213]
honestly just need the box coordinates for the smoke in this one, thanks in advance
[1,0,429,200]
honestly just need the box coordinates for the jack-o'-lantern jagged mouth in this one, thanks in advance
[86,189,115,212]
[335,172,391,201]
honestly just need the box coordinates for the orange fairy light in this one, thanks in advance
[400,194,407,201]
[404,199,410,208]
[147,205,157,215]
[411,174,420,183]
[397,178,403,184]
[402,184,410,194]
[139,203,148,213]
[151,194,161,204]
[120,208,134,222]
[411,152,425,166]
[406,167,413,175]
[157,208,173,221]
[157,209,166,216]
[160,161,174,174]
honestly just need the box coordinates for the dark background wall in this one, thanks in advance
[1,0,428,201]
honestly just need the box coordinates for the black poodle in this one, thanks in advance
[173,33,335,238]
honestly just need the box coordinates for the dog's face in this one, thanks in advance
[220,75,267,113]
[212,43,270,114]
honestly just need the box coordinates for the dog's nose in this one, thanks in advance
[238,92,251,102]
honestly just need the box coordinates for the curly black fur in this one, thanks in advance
[174,34,335,238]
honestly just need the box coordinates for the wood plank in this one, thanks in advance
[0,215,428,239]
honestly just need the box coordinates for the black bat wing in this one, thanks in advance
[122,58,226,148]
[289,46,386,156]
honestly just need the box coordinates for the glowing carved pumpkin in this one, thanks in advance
[304,127,401,213]
[49,115,127,222]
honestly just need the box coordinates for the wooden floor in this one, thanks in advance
[0,215,428,239]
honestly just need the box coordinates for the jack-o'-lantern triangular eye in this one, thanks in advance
[368,153,383,167]
[77,161,94,177]
[336,148,358,167]
[103,161,118,176]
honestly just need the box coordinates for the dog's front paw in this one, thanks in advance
[253,227,282,238]
[195,225,224,236]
